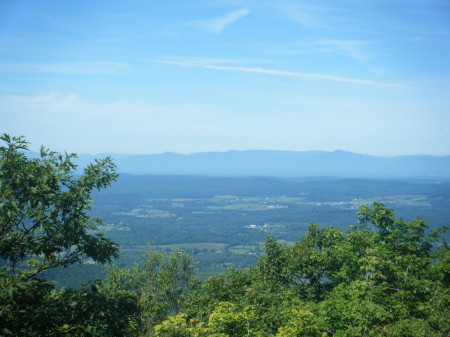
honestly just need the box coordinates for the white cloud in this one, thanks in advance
[155,57,396,86]
[264,40,371,62]
[0,61,127,74]
[270,2,339,28]
[187,9,249,34]
[311,40,370,62]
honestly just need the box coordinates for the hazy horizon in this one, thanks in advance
[2,1,450,156]
[33,148,450,158]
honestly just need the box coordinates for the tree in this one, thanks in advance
[0,273,140,337]
[316,203,450,336]
[0,134,127,336]
[154,302,259,337]
[100,246,199,335]
[0,134,119,279]
[180,203,449,336]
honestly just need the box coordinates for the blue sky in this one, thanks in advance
[1,0,449,156]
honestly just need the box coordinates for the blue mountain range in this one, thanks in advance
[71,150,450,179]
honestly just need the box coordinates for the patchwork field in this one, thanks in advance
[47,175,450,287]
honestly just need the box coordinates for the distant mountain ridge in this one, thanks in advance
[68,150,450,179]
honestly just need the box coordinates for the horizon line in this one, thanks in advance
[27,148,450,158]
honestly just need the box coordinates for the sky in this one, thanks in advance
[1,0,450,156]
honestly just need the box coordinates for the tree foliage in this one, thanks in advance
[0,273,139,336]
[0,134,127,336]
[100,246,199,335]
[0,134,119,279]
[153,202,449,336]
[99,203,447,336]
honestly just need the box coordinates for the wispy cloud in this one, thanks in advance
[270,2,341,28]
[263,40,371,63]
[187,9,249,34]
[0,61,127,75]
[155,57,396,86]
[312,40,370,62]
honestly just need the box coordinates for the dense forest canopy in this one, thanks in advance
[1,135,449,336]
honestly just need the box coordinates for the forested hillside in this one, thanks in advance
[1,136,449,336]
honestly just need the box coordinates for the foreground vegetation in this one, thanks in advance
[1,135,449,336]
